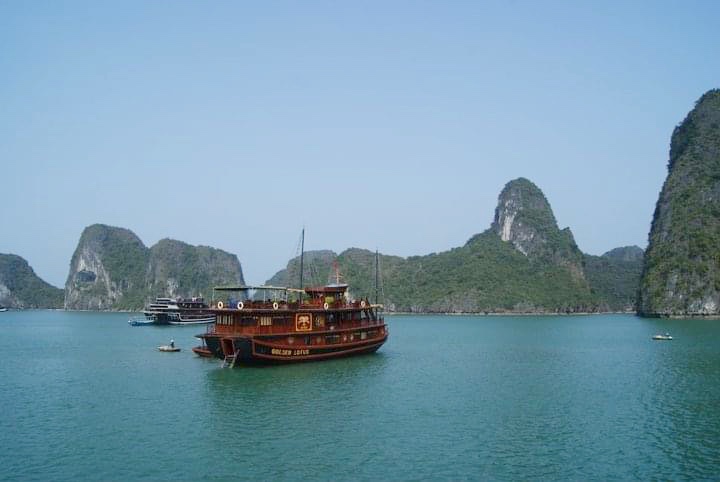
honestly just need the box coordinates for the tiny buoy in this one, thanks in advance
[273,302,279,310]
[217,301,224,309]
[237,301,244,310]
[323,302,329,310]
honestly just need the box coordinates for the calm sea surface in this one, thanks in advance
[1,311,720,481]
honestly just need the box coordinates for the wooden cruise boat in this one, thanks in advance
[192,283,388,366]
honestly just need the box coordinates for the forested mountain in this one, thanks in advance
[0,254,64,309]
[64,224,244,310]
[639,89,720,316]
[267,178,643,313]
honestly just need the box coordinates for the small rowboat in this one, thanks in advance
[652,333,673,341]
[158,345,181,352]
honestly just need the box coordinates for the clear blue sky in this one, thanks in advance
[1,1,719,288]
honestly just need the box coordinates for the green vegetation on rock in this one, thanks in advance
[65,224,244,310]
[584,247,644,312]
[267,179,644,313]
[148,239,244,301]
[639,89,720,316]
[0,254,64,308]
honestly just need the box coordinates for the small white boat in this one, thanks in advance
[652,333,673,341]
[128,315,154,326]
[0,307,7,312]
[158,345,181,352]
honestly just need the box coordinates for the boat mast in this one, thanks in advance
[374,249,379,305]
[299,228,305,291]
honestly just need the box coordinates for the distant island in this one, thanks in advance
[266,178,643,314]
[0,180,643,313]
[63,224,245,310]
[3,88,720,317]
[0,254,63,309]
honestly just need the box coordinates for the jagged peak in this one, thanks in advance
[669,88,720,169]
[77,223,146,248]
[491,178,560,256]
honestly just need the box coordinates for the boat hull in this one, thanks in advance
[144,311,215,325]
[195,330,388,365]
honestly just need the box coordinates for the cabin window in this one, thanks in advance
[360,331,367,340]
[314,315,325,328]
[258,316,272,327]
[325,334,340,344]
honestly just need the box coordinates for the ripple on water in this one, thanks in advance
[2,313,720,480]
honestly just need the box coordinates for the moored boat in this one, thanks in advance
[652,333,673,341]
[0,306,7,312]
[128,315,154,326]
[141,296,215,325]
[193,283,388,366]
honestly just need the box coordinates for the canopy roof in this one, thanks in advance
[213,285,304,293]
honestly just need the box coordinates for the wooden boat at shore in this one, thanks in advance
[193,283,387,366]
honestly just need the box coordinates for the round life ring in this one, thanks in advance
[237,301,244,310]
[273,302,279,310]
[323,302,329,310]
[360,300,366,308]
[217,301,224,309]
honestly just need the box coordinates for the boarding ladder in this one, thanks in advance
[222,349,240,368]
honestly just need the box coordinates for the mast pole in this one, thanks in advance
[375,249,379,305]
[299,228,305,292]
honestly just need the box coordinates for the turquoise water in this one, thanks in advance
[1,311,720,480]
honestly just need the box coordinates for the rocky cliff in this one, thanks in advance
[265,179,641,313]
[65,224,149,310]
[147,239,244,300]
[639,89,720,316]
[490,178,586,280]
[0,254,64,308]
[65,224,244,310]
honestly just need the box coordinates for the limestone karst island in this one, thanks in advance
[2,89,720,318]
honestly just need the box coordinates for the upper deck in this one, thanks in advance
[207,284,384,336]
